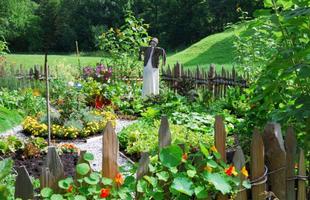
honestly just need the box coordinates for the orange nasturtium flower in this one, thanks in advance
[210,146,218,153]
[182,153,188,161]
[241,166,249,177]
[100,188,110,198]
[225,165,238,176]
[67,185,73,193]
[115,173,124,186]
[204,165,213,173]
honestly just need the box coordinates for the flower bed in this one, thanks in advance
[23,111,117,139]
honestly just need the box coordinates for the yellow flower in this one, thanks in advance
[241,166,249,177]
[210,145,218,153]
[204,165,213,173]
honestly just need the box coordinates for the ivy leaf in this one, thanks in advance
[159,145,182,168]
[171,176,194,196]
[206,173,232,195]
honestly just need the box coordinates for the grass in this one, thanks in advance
[167,24,246,69]
[0,107,23,133]
[5,53,103,68]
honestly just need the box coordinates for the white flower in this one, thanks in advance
[68,81,74,87]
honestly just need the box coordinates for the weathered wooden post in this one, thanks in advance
[285,127,297,200]
[297,149,307,200]
[102,121,119,179]
[263,123,286,200]
[158,115,172,151]
[208,64,215,98]
[15,166,34,200]
[233,146,247,200]
[251,129,266,200]
[44,53,51,145]
[215,115,227,200]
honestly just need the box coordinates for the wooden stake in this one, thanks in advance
[285,127,297,200]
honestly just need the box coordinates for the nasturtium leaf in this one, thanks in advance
[101,177,113,185]
[137,180,148,193]
[156,171,169,182]
[58,177,73,189]
[206,173,231,195]
[84,176,99,185]
[159,145,183,168]
[199,143,209,158]
[213,152,221,160]
[242,180,251,189]
[195,186,208,199]
[83,152,94,162]
[187,170,196,178]
[40,187,53,198]
[143,175,157,187]
[50,194,64,200]
[76,163,90,176]
[0,158,13,180]
[207,159,218,168]
[74,195,87,200]
[171,176,194,196]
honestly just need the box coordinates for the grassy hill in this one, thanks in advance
[167,25,246,69]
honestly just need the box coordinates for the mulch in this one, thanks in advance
[3,150,78,179]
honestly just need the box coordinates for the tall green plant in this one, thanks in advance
[98,11,150,77]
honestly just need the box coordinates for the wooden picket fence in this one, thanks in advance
[14,116,307,199]
[161,62,249,98]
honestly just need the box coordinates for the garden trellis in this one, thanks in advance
[14,116,307,200]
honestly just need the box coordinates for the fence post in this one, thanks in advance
[297,149,306,200]
[102,121,119,179]
[214,115,227,200]
[208,64,215,98]
[251,129,266,200]
[285,127,297,200]
[158,115,172,151]
[15,166,34,200]
[233,146,247,200]
[263,123,286,200]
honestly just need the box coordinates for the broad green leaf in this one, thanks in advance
[74,195,87,200]
[171,176,194,196]
[101,177,113,185]
[199,143,209,158]
[0,158,13,180]
[206,173,232,195]
[40,187,53,198]
[207,159,219,168]
[242,180,251,189]
[76,163,90,176]
[50,194,64,200]
[195,186,208,199]
[156,171,169,182]
[143,175,157,187]
[159,145,183,168]
[83,152,94,162]
[187,170,196,178]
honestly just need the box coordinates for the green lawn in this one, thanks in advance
[4,24,246,71]
[5,53,103,68]
[167,24,246,69]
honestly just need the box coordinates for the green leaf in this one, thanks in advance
[50,194,64,200]
[242,180,251,189]
[143,175,157,187]
[101,177,113,185]
[58,178,73,189]
[171,176,194,196]
[156,171,169,182]
[195,186,208,199]
[187,170,196,178]
[213,152,221,160]
[0,158,13,180]
[137,180,148,193]
[74,195,87,200]
[207,159,219,168]
[40,187,53,198]
[199,143,209,158]
[83,152,94,162]
[206,173,232,195]
[76,163,90,176]
[159,145,183,168]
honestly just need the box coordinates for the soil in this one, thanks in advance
[4,150,78,179]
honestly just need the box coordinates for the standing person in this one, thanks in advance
[139,38,166,98]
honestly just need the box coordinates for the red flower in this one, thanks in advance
[182,153,188,161]
[100,188,110,198]
[95,96,104,109]
[225,165,238,176]
[115,173,124,186]
[67,185,73,193]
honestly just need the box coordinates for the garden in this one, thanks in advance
[0,0,309,199]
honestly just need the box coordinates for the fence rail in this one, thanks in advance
[14,116,307,200]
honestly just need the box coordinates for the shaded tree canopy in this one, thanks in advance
[0,0,263,52]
